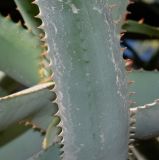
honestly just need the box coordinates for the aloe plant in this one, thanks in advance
[2,0,159,159]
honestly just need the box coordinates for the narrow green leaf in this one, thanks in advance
[0,82,54,130]
[122,20,159,38]
[42,116,60,149]
[14,0,42,35]
[0,16,43,86]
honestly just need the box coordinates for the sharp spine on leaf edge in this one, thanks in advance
[127,68,159,159]
[33,0,64,155]
[128,103,137,159]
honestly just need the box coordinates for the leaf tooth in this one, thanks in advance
[38,22,45,30]
[5,14,11,20]
[125,59,134,71]
[34,13,42,19]
[54,109,62,117]
[138,18,144,24]
[38,40,53,83]
[129,107,137,152]
[129,139,135,144]
[34,1,64,157]
[40,34,48,41]
[120,47,126,52]
[16,20,22,26]
[32,0,38,5]
[57,121,64,129]
[128,80,135,85]
[128,145,136,159]
[22,121,30,126]
[41,43,48,48]
[40,51,48,57]
[128,92,136,96]
[20,120,46,134]
[128,100,136,105]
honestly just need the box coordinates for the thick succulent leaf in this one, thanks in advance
[130,101,159,139]
[0,16,42,86]
[122,20,159,38]
[24,102,57,131]
[0,124,43,160]
[14,0,42,36]
[104,0,127,31]
[37,0,128,160]
[128,70,159,107]
[128,71,159,139]
[27,144,61,160]
[0,82,54,130]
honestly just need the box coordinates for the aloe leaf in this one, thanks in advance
[14,0,42,36]
[0,16,43,86]
[27,144,61,160]
[130,100,159,139]
[0,82,54,130]
[128,70,159,107]
[24,102,58,131]
[37,0,128,159]
[122,20,159,38]
[128,71,159,139]
[0,124,43,160]
[108,0,127,26]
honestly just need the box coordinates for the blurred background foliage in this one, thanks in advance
[122,0,159,159]
[121,0,159,71]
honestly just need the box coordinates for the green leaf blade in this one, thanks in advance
[14,0,42,36]
[122,20,159,38]
[128,70,159,107]
[0,82,54,130]
[37,0,129,159]
[0,16,43,86]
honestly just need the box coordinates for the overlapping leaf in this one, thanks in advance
[0,15,43,86]
[14,0,42,36]
[0,124,43,160]
[122,20,159,38]
[128,70,159,107]
[0,82,54,130]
